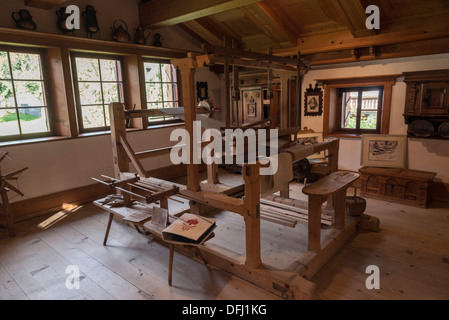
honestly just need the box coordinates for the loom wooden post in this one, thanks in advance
[280,183,290,198]
[243,164,262,268]
[109,103,132,206]
[172,56,200,193]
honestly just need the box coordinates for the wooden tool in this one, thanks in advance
[0,152,28,237]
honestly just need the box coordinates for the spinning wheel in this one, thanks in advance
[0,151,28,237]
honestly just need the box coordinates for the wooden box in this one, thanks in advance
[359,167,436,208]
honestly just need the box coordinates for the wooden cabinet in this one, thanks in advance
[403,69,449,139]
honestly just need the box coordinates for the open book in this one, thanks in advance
[162,213,216,245]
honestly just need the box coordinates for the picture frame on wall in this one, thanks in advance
[304,83,323,117]
[361,134,407,168]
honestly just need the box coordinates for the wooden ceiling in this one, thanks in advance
[139,0,449,65]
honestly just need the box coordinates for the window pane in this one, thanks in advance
[164,101,179,109]
[144,62,161,82]
[147,102,164,122]
[104,105,110,127]
[341,91,358,129]
[102,83,119,104]
[0,81,15,108]
[75,58,100,81]
[0,52,11,79]
[360,90,380,130]
[10,52,42,80]
[163,83,178,102]
[100,59,119,82]
[19,107,49,134]
[81,105,106,128]
[0,109,20,136]
[161,64,176,82]
[79,82,103,105]
[146,83,163,102]
[14,81,45,106]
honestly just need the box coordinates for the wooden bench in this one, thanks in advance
[302,171,360,252]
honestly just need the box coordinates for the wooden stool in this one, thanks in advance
[302,171,359,252]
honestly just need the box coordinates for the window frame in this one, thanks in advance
[319,75,399,138]
[337,86,384,135]
[0,45,54,142]
[142,58,182,126]
[70,52,125,133]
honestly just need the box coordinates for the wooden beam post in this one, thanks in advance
[243,164,262,268]
[110,103,130,178]
[172,56,201,192]
[109,103,132,206]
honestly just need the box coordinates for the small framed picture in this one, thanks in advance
[304,83,323,117]
[361,134,407,168]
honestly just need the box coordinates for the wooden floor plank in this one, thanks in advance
[37,228,149,300]
[0,174,448,300]
[0,262,28,300]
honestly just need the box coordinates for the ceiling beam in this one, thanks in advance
[182,20,224,46]
[275,25,449,57]
[240,5,295,48]
[139,0,262,28]
[195,17,243,48]
[302,37,449,66]
[318,0,377,38]
[256,0,298,44]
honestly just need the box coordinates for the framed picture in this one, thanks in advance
[196,81,208,102]
[304,83,323,117]
[296,132,326,159]
[361,134,407,168]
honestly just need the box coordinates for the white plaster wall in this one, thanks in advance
[301,53,449,183]
[0,0,202,202]
[3,125,183,202]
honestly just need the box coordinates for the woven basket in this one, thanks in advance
[346,196,367,216]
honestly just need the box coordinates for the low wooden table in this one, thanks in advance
[359,167,437,208]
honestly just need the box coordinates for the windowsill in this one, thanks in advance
[0,123,186,147]
[147,122,185,130]
[0,135,70,148]
[324,133,363,139]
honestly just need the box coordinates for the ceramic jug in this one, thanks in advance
[12,9,37,31]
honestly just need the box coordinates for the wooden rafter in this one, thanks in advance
[256,0,298,44]
[182,20,224,46]
[275,26,449,57]
[240,5,295,48]
[318,0,377,38]
[139,0,262,28]
[195,17,243,48]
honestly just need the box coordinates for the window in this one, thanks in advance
[339,86,383,134]
[143,60,179,124]
[0,48,51,141]
[319,75,399,137]
[71,53,124,132]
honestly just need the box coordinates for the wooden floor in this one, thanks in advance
[1,175,449,300]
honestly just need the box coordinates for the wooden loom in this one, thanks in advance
[95,49,378,300]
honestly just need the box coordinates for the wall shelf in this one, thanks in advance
[25,0,67,10]
[0,27,189,59]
